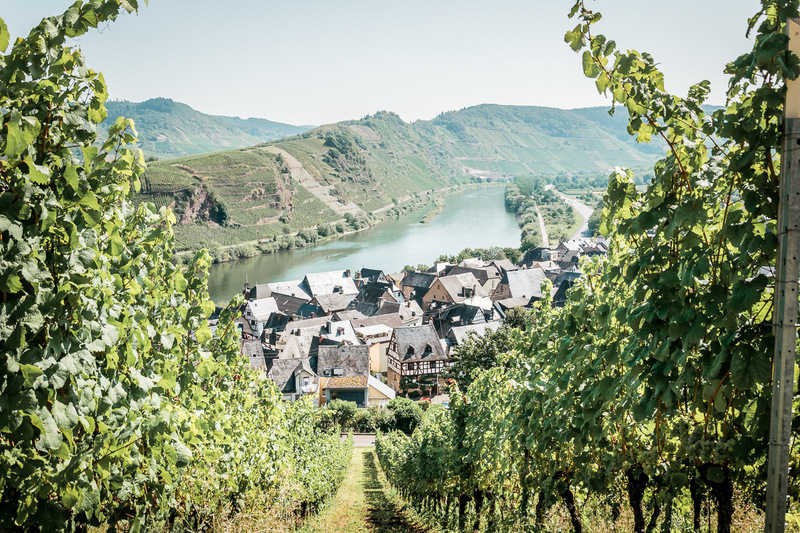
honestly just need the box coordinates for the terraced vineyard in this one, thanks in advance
[138,106,661,253]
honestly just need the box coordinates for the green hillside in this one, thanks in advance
[137,104,664,252]
[103,98,312,159]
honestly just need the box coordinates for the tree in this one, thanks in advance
[444,326,517,390]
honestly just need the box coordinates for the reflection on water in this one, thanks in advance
[207,186,520,303]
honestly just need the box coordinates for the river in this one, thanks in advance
[207,186,521,303]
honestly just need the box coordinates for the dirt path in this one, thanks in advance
[264,146,364,217]
[298,448,429,533]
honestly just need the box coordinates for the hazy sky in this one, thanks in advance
[3,1,760,126]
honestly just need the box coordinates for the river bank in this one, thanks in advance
[207,185,520,303]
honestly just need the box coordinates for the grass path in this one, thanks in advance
[297,447,429,533]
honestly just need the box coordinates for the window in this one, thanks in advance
[407,362,415,371]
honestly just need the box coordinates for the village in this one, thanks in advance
[232,236,609,408]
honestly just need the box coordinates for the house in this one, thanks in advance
[278,319,361,360]
[446,264,502,293]
[355,324,393,373]
[241,338,267,378]
[400,271,437,302]
[267,358,318,402]
[421,272,488,310]
[493,297,532,320]
[491,269,548,302]
[311,293,357,315]
[445,321,502,356]
[299,270,358,299]
[358,268,388,285]
[243,298,279,338]
[317,344,370,407]
[321,375,396,408]
[427,302,487,339]
[386,325,449,395]
[489,259,519,276]
[552,279,576,308]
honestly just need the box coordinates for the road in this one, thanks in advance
[556,191,595,240]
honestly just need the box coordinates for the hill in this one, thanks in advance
[103,98,312,159]
[136,104,664,252]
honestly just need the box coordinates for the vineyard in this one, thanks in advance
[0,3,351,532]
[377,1,800,532]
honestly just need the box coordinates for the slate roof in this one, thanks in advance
[268,358,315,393]
[249,284,271,300]
[429,303,486,338]
[325,376,369,389]
[448,321,502,345]
[356,281,401,305]
[312,293,357,314]
[296,303,325,318]
[349,313,405,330]
[552,280,575,307]
[273,294,312,316]
[247,298,279,322]
[359,268,386,283]
[266,279,310,300]
[490,259,518,274]
[402,272,437,290]
[498,269,548,300]
[447,266,490,286]
[318,344,370,377]
[263,312,291,333]
[344,300,380,317]
[391,325,447,362]
[493,297,533,315]
[300,270,358,298]
[241,339,266,371]
[437,273,488,301]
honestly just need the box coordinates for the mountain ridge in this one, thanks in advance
[102,98,313,159]
[135,103,664,253]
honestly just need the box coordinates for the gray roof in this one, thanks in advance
[301,270,358,298]
[499,269,548,300]
[317,344,370,377]
[241,339,266,371]
[392,325,447,362]
[402,271,437,290]
[268,358,316,393]
[437,273,488,300]
[490,259,518,273]
[273,294,312,316]
[447,266,490,286]
[247,297,279,322]
[349,313,405,330]
[448,321,502,345]
[312,293,357,314]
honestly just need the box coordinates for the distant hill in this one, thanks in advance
[137,104,666,252]
[102,98,313,159]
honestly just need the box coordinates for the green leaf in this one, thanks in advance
[730,345,771,390]
[0,17,9,52]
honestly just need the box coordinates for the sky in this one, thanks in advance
[2,1,761,126]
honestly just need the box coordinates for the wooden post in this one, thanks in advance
[765,17,800,533]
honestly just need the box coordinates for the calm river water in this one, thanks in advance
[207,186,520,303]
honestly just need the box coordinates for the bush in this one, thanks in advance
[387,398,423,435]
[326,399,358,429]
